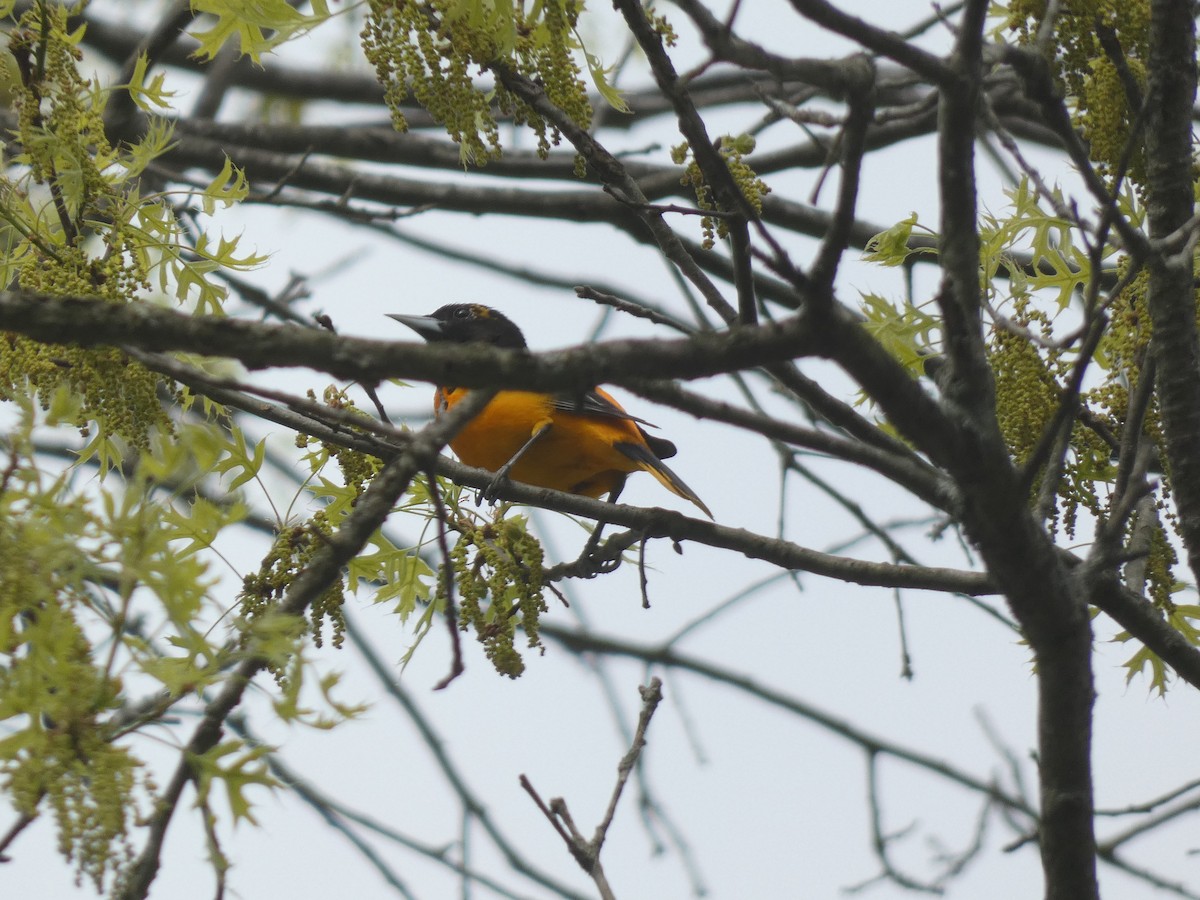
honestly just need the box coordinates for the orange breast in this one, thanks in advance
[435,387,648,497]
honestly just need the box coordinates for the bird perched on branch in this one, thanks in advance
[389,303,712,518]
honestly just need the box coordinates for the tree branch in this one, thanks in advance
[541,625,1034,819]
[117,390,496,899]
[1143,0,1200,585]
[519,678,664,899]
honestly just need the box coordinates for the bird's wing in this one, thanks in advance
[550,389,655,426]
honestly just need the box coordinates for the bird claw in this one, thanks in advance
[577,525,621,575]
[584,552,621,576]
[479,471,509,506]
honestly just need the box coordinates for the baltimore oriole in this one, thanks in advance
[389,303,712,518]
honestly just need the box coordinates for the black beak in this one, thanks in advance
[386,313,444,342]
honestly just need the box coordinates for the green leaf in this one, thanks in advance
[118,53,177,112]
[190,740,279,826]
[162,496,246,558]
[1119,641,1169,695]
[112,117,178,183]
[273,668,367,728]
[858,292,938,373]
[190,0,332,64]
[348,533,434,619]
[74,430,123,478]
[863,212,922,266]
[1168,604,1200,644]
[201,156,250,215]
[140,652,219,696]
[213,427,266,491]
[584,51,629,114]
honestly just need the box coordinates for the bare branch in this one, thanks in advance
[1143,0,1200,585]
[520,678,665,899]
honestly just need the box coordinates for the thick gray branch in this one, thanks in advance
[1144,0,1200,584]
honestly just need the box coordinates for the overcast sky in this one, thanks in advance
[5,3,1199,899]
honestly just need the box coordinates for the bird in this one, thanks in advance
[388,303,712,518]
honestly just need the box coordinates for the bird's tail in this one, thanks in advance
[615,441,713,519]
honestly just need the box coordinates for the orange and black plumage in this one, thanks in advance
[389,303,711,518]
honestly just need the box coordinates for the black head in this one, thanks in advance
[387,304,527,349]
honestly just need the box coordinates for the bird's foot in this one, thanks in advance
[583,551,621,576]
[479,469,511,505]
[576,524,622,576]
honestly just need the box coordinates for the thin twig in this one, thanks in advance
[0,810,37,863]
[426,470,465,690]
[520,678,665,900]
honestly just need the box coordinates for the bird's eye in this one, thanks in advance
[454,307,471,319]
